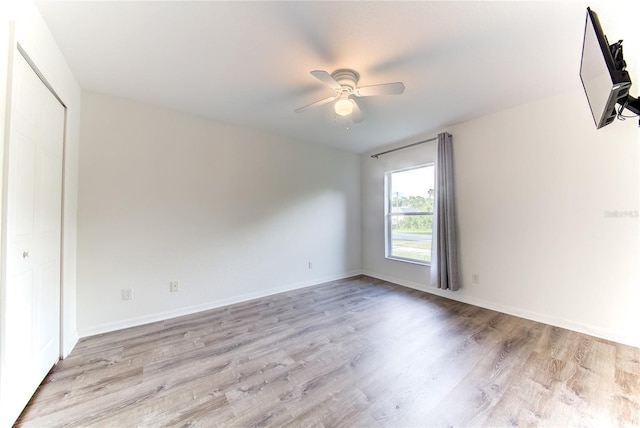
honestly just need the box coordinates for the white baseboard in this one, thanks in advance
[79,268,639,349]
[362,269,640,349]
[79,271,363,338]
[62,330,79,359]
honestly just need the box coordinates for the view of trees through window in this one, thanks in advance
[387,165,434,263]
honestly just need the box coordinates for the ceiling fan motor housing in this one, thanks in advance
[331,69,360,94]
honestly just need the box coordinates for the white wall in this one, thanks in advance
[363,85,640,347]
[0,0,80,364]
[77,92,361,336]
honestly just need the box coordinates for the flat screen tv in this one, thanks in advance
[579,7,633,129]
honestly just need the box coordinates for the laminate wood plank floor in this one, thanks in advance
[15,276,640,427]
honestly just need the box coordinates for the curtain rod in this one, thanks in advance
[370,136,438,159]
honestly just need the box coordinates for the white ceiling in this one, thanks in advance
[34,1,610,153]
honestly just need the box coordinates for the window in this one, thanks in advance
[385,165,434,264]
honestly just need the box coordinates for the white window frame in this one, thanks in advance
[384,164,434,265]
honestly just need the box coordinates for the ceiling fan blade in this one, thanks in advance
[356,82,405,97]
[350,99,365,123]
[310,70,342,90]
[294,95,337,113]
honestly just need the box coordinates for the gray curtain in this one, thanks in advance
[430,132,460,291]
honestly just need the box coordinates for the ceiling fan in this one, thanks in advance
[294,69,405,123]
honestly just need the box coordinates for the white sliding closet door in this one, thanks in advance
[0,51,65,426]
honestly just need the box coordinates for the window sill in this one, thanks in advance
[385,256,430,267]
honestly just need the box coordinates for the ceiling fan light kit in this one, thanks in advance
[334,97,353,116]
[295,68,405,124]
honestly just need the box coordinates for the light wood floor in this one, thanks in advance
[16,276,640,427]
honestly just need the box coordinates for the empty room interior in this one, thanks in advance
[1,0,639,427]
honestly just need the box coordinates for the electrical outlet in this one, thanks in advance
[472,274,480,285]
[122,288,133,301]
[170,281,180,292]
[308,261,313,269]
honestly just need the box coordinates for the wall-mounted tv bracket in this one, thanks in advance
[624,96,640,115]
[611,40,640,124]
